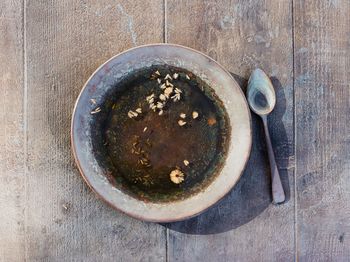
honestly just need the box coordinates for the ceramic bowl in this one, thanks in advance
[71,44,252,222]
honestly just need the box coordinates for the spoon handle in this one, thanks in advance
[261,115,285,204]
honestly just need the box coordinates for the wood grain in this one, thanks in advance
[294,0,350,260]
[166,0,295,261]
[2,0,350,260]
[0,1,25,261]
[25,1,165,261]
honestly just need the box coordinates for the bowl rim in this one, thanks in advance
[71,43,252,222]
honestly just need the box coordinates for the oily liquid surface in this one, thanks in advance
[104,66,229,202]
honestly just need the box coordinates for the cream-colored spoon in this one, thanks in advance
[247,68,285,204]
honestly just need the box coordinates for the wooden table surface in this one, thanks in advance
[1,0,349,261]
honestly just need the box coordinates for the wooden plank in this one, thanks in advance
[25,1,165,261]
[294,1,350,261]
[0,1,25,261]
[166,0,295,261]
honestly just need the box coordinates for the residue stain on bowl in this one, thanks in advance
[98,66,230,202]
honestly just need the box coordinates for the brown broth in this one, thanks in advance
[102,65,230,202]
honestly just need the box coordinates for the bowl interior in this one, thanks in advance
[89,64,230,203]
[72,44,252,222]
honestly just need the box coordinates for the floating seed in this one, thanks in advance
[178,119,187,126]
[160,83,166,89]
[192,111,199,119]
[173,73,179,79]
[90,98,96,104]
[180,113,186,119]
[159,94,167,101]
[175,88,182,94]
[156,102,163,109]
[146,138,152,147]
[166,80,173,87]
[164,87,173,97]
[135,108,142,113]
[158,110,164,116]
[146,94,155,102]
[140,158,149,165]
[143,127,148,132]
[155,70,160,76]
[186,74,190,80]
[91,107,101,114]
[128,110,138,118]
[170,169,185,184]
[183,160,190,166]
[164,74,172,80]
[157,78,161,84]
[171,93,181,102]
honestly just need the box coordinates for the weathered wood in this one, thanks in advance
[25,1,165,261]
[166,0,295,261]
[2,0,350,260]
[0,1,25,261]
[295,0,350,261]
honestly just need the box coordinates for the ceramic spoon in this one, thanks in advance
[247,68,285,204]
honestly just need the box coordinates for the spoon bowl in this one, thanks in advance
[247,68,276,115]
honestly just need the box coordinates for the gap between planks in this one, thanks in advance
[163,0,169,261]
[22,0,28,260]
[291,0,298,261]
[163,0,168,43]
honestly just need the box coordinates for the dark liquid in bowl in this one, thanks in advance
[99,66,230,202]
